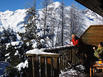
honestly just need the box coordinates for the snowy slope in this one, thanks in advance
[83,9,103,28]
[0,9,27,32]
[0,2,103,33]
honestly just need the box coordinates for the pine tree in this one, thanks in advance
[0,28,17,61]
[0,28,17,44]
[19,6,43,49]
[0,28,20,77]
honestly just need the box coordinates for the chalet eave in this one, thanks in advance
[75,0,103,17]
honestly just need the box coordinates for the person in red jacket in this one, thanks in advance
[71,34,79,47]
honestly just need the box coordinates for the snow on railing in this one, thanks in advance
[26,48,56,55]
[44,45,73,50]
[26,45,74,56]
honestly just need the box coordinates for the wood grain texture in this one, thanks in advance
[81,25,103,46]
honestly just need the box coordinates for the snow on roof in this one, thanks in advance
[26,48,56,55]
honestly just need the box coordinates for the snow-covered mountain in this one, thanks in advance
[83,9,103,26]
[0,9,27,32]
[0,2,103,33]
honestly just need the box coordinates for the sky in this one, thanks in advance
[0,0,86,12]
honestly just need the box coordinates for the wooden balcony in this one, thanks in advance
[26,46,80,77]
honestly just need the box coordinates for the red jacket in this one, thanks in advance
[72,38,79,47]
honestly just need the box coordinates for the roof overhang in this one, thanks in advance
[75,0,103,17]
[80,25,103,46]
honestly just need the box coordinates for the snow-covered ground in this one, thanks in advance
[59,65,87,77]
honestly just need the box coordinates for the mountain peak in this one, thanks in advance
[48,1,62,9]
[52,2,61,6]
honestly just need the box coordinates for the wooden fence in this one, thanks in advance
[26,46,80,77]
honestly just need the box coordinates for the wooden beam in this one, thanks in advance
[75,0,103,17]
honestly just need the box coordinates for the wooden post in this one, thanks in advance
[32,56,35,77]
[45,57,47,77]
[53,57,55,77]
[38,56,41,77]
[90,67,92,77]
[51,57,53,77]
[62,55,65,70]
[71,49,73,64]
[93,68,94,77]
[70,49,72,63]
[59,56,61,71]
[60,56,63,70]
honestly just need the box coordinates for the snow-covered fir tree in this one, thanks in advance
[19,7,43,49]
[0,28,21,77]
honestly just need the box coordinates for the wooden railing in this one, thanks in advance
[26,46,80,77]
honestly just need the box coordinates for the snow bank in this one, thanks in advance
[59,69,78,77]
[16,60,28,71]
[59,65,86,77]
[26,49,56,55]
[76,65,85,71]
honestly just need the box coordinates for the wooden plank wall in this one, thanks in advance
[81,25,103,46]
